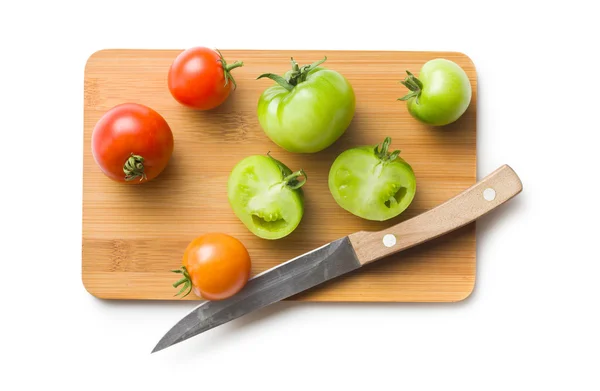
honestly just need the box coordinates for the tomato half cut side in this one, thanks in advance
[328,137,417,221]
[227,154,306,240]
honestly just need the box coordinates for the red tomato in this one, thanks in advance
[91,103,174,183]
[167,47,243,110]
[172,233,252,300]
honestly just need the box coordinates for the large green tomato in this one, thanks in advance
[398,58,472,126]
[228,153,306,240]
[328,137,417,221]
[256,57,355,153]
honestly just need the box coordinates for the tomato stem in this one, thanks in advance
[398,70,423,104]
[256,73,294,91]
[374,137,401,163]
[284,169,307,190]
[171,266,193,298]
[257,56,327,91]
[215,49,243,90]
[123,153,146,182]
[225,61,244,72]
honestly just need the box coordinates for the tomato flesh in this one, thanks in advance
[328,139,417,221]
[228,155,305,240]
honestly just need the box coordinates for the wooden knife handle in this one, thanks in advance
[348,164,523,266]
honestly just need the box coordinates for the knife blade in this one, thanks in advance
[152,164,522,353]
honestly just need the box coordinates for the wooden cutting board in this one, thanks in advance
[82,48,477,302]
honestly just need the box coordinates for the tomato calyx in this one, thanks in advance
[215,49,244,89]
[171,266,193,298]
[397,70,424,104]
[123,153,147,182]
[256,56,327,92]
[374,137,401,164]
[266,152,307,190]
[283,169,307,190]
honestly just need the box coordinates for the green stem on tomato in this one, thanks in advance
[374,137,401,163]
[171,266,193,298]
[256,73,294,91]
[225,61,244,72]
[123,153,146,182]
[215,48,243,89]
[256,56,327,91]
[397,70,424,104]
[283,169,308,190]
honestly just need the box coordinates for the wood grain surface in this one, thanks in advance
[82,48,477,302]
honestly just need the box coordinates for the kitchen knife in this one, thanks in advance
[152,164,522,353]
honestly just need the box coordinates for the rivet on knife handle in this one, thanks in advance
[348,164,523,265]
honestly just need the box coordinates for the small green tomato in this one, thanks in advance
[398,58,472,126]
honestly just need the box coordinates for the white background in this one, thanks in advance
[1,1,599,390]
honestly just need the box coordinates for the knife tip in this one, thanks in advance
[151,331,187,354]
[151,337,171,354]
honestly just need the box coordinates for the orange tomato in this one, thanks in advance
[172,233,251,300]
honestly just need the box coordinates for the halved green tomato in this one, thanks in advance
[328,137,417,221]
[227,154,306,240]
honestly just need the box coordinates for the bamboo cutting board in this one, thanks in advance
[82,49,477,302]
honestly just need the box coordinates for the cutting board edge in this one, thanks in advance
[83,48,479,86]
[80,272,478,303]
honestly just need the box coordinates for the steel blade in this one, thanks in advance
[152,237,360,353]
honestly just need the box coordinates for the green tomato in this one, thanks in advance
[398,58,472,126]
[227,154,306,240]
[328,137,417,221]
[256,56,355,153]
